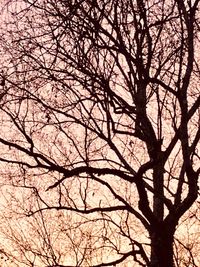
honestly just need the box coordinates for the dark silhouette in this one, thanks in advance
[0,0,199,266]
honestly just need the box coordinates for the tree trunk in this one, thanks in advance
[149,227,175,267]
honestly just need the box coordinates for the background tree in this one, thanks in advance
[0,0,199,266]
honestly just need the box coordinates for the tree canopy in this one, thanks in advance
[0,0,199,266]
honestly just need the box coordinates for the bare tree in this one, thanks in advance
[0,0,199,266]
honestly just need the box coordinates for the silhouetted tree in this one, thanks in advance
[0,0,199,266]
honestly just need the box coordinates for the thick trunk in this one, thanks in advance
[149,155,175,267]
[149,228,175,267]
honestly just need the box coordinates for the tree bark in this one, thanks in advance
[149,226,175,267]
